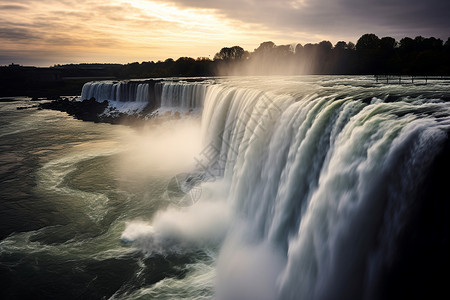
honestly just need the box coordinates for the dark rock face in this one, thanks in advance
[39,98,108,122]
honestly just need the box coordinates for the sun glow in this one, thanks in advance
[0,0,311,66]
[120,0,227,30]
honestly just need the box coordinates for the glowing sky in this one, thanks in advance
[1,0,449,66]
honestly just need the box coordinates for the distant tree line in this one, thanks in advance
[1,33,450,97]
[213,34,450,75]
[49,58,215,79]
[103,33,450,76]
[48,33,450,77]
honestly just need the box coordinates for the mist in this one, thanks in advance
[116,118,202,179]
[214,41,344,76]
[121,180,230,255]
[116,117,231,256]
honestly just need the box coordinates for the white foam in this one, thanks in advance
[121,181,230,255]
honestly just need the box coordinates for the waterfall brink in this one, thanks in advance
[193,80,450,300]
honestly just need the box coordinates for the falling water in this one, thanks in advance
[83,76,450,299]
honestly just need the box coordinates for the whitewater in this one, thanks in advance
[2,76,449,299]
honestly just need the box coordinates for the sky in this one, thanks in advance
[1,0,449,66]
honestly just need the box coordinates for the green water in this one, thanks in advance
[0,100,214,299]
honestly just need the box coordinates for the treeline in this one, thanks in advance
[108,33,450,76]
[51,58,215,79]
[49,33,450,77]
[214,34,450,75]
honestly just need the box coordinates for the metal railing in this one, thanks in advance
[374,75,450,84]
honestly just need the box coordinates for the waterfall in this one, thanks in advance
[159,82,206,109]
[194,81,450,300]
[81,81,152,102]
[81,80,207,108]
[80,80,207,115]
[136,83,149,102]
[81,77,450,298]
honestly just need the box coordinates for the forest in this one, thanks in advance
[213,34,450,75]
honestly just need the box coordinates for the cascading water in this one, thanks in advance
[81,81,152,102]
[194,78,450,300]
[159,82,206,109]
[80,80,207,116]
[120,77,450,299]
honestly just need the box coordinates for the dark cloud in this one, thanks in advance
[0,26,38,42]
[0,4,28,10]
[152,0,450,40]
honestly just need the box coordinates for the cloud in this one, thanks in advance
[0,4,29,10]
[0,26,38,42]
[0,0,278,65]
[0,0,173,64]
[152,0,450,40]
[1,0,448,66]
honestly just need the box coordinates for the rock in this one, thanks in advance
[39,98,109,122]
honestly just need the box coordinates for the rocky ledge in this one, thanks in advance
[38,97,152,125]
[39,98,110,122]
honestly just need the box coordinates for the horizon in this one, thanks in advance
[1,0,449,67]
[3,32,449,69]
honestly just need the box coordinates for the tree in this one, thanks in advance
[254,41,276,53]
[214,46,246,61]
[274,45,293,57]
[355,34,382,74]
[445,38,450,52]
[347,42,356,51]
[334,41,347,50]
[421,37,443,50]
[380,37,397,51]
[399,37,415,52]
[303,43,316,52]
[318,41,332,52]
[295,43,303,53]
[356,34,380,51]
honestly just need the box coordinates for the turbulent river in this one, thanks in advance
[1,76,450,299]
